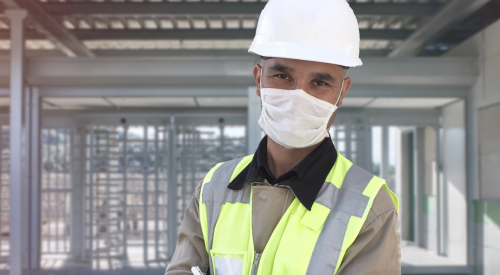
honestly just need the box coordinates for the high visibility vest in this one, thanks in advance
[199,152,399,275]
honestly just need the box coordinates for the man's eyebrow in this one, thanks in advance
[267,64,295,74]
[310,72,336,83]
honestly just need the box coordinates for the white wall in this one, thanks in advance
[442,100,467,264]
[423,127,438,252]
[445,19,500,109]
[445,18,500,274]
[424,127,437,197]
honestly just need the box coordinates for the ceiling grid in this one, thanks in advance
[6,0,493,56]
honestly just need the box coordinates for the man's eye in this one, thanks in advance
[315,81,328,86]
[276,74,289,80]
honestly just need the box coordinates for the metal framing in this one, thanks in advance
[436,126,444,256]
[2,57,476,88]
[47,113,247,270]
[0,123,9,270]
[30,88,41,269]
[6,9,27,275]
[40,127,72,257]
[465,93,477,270]
[389,0,490,57]
[166,117,176,261]
[12,29,413,41]
[40,2,444,16]
[414,127,425,248]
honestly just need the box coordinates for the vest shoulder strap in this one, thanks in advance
[199,155,254,256]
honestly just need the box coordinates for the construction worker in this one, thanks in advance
[165,0,400,274]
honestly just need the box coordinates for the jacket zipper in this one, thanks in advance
[249,183,289,275]
[251,252,262,275]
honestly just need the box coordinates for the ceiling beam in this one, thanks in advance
[90,49,393,58]
[37,85,468,98]
[0,0,94,57]
[0,29,413,40]
[389,0,490,57]
[0,56,477,87]
[0,49,392,58]
[39,2,442,16]
[74,29,413,40]
[0,29,44,39]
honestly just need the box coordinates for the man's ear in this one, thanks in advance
[253,64,263,97]
[337,77,352,107]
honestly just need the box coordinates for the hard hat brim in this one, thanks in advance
[248,42,363,68]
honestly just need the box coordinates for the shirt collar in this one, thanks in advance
[227,135,337,211]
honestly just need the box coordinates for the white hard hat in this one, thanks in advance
[248,0,362,68]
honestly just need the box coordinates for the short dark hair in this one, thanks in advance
[260,55,349,70]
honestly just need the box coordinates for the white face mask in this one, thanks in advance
[258,67,344,149]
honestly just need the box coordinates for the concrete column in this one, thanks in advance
[29,88,41,269]
[381,125,390,181]
[364,126,373,173]
[414,127,426,248]
[6,9,28,275]
[355,124,366,171]
[345,124,352,161]
[219,119,224,162]
[167,116,178,260]
[435,126,445,256]
[465,92,477,269]
[247,87,261,155]
[70,125,85,260]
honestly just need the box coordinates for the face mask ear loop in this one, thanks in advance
[334,77,345,107]
[327,74,346,133]
[259,62,264,92]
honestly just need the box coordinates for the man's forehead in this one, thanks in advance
[262,58,342,82]
[262,57,343,74]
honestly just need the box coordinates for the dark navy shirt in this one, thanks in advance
[227,135,337,211]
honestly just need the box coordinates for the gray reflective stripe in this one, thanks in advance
[315,181,340,209]
[306,165,374,275]
[342,164,375,193]
[226,186,252,204]
[201,157,252,275]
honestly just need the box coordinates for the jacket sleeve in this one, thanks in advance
[336,188,401,275]
[165,180,210,275]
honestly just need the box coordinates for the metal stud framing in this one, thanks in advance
[0,125,9,270]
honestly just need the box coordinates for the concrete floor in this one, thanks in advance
[401,245,463,266]
[0,239,467,272]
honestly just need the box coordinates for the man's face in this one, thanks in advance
[252,57,351,129]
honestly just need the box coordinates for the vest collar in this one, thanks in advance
[227,135,337,211]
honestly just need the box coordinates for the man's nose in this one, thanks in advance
[292,80,309,92]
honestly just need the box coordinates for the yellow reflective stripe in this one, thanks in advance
[300,203,331,231]
[383,185,400,214]
[200,162,224,253]
[200,157,255,274]
[230,154,254,183]
[200,203,209,253]
[325,152,353,189]
[361,176,383,197]
[256,199,302,275]
[361,176,399,214]
[211,202,253,274]
[210,196,254,275]
[333,215,362,274]
[212,203,253,251]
